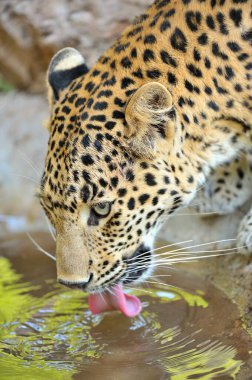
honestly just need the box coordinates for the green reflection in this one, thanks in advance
[151,298,242,379]
[159,335,242,380]
[128,285,242,378]
[0,257,103,380]
[129,285,208,307]
[0,257,245,379]
[0,351,73,380]
[0,257,41,324]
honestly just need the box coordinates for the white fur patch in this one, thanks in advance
[80,205,90,225]
[55,49,85,71]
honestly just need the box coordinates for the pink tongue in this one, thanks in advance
[88,284,142,318]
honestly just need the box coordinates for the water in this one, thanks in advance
[0,232,251,379]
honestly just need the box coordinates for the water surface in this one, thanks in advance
[0,232,251,379]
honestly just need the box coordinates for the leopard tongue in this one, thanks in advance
[88,284,142,318]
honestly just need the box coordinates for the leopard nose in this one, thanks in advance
[58,274,93,290]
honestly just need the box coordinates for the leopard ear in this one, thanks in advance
[47,47,89,104]
[125,82,173,158]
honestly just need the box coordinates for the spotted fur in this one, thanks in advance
[40,0,252,291]
[194,154,252,215]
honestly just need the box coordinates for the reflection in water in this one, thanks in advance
[0,252,249,379]
[156,327,241,379]
[132,288,242,379]
[0,257,102,379]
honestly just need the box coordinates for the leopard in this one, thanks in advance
[194,155,252,217]
[191,152,252,253]
[40,0,252,292]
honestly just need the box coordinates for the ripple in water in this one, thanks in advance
[0,233,251,380]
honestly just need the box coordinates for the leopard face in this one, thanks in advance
[41,75,199,292]
[40,0,252,292]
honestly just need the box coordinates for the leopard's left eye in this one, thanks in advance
[92,202,111,217]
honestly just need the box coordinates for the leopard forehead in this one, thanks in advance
[41,0,252,288]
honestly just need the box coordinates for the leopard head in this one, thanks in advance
[40,48,200,292]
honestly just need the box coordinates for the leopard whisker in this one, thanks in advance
[98,288,106,303]
[125,239,193,263]
[107,287,116,297]
[12,173,40,185]
[125,249,239,274]
[27,233,56,261]
[143,279,169,287]
[127,251,192,267]
[17,149,41,178]
[125,285,153,294]
[153,245,240,258]
[127,238,237,267]
[142,279,185,293]
[148,273,172,278]
[175,211,219,216]
[125,263,173,274]
[151,250,239,264]
[169,238,236,253]
[45,216,56,242]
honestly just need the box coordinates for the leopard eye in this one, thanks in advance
[92,202,111,217]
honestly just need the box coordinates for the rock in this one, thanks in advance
[0,91,49,231]
[0,0,152,92]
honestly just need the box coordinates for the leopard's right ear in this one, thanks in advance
[47,47,88,105]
